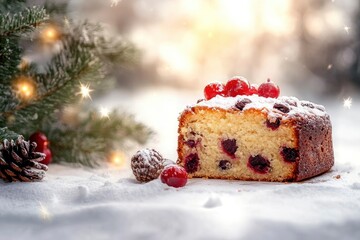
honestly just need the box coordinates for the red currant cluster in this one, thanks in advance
[204,77,280,100]
[29,132,52,165]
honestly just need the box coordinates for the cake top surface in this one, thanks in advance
[190,95,328,120]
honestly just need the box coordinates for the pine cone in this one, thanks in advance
[131,148,164,182]
[0,136,48,182]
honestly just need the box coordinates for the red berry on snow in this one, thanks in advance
[225,77,250,97]
[160,165,188,188]
[204,82,225,100]
[41,148,53,165]
[29,132,49,151]
[247,84,258,95]
[258,79,280,98]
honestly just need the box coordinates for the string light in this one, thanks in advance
[77,82,93,100]
[343,97,352,109]
[13,76,36,100]
[41,25,61,43]
[99,107,110,119]
[109,151,126,168]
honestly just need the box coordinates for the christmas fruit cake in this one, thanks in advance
[177,77,334,182]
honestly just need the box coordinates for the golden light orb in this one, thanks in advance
[109,151,126,168]
[41,25,61,44]
[13,76,36,100]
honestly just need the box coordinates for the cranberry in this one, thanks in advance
[235,98,252,111]
[224,77,250,97]
[273,103,290,113]
[248,155,271,174]
[218,160,232,170]
[281,147,299,163]
[266,118,281,130]
[160,165,188,188]
[185,153,199,173]
[221,139,238,157]
[41,148,53,165]
[258,79,280,98]
[29,132,49,151]
[204,82,225,100]
[247,84,258,95]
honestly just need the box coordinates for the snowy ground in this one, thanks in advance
[1,88,360,240]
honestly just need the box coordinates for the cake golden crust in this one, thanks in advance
[177,95,334,182]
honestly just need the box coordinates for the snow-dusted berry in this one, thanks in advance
[225,77,250,97]
[204,82,225,100]
[247,84,258,95]
[258,79,280,98]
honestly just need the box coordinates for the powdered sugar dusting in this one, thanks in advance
[193,95,327,119]
[136,148,153,165]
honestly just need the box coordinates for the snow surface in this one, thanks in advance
[1,88,360,240]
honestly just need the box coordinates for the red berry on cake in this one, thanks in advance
[247,84,258,95]
[160,165,188,188]
[258,79,280,98]
[224,77,250,97]
[204,82,225,100]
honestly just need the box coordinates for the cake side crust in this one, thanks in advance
[294,114,334,181]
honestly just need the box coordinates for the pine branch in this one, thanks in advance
[0,6,48,36]
[0,0,26,13]
[0,34,104,134]
[44,109,153,167]
[0,127,19,141]
[0,7,151,167]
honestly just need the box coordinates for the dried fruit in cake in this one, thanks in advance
[281,147,299,163]
[221,139,238,157]
[161,165,188,188]
[184,153,200,173]
[266,118,281,130]
[204,82,225,100]
[131,148,165,183]
[225,77,250,97]
[258,79,280,98]
[235,98,252,111]
[248,155,271,174]
[218,160,232,170]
